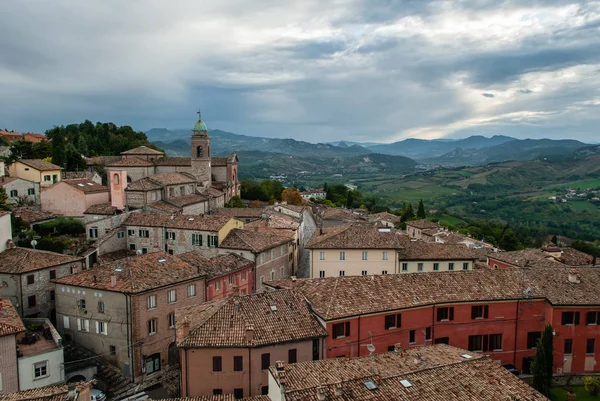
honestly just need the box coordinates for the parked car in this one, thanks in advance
[502,364,519,375]
[91,389,107,401]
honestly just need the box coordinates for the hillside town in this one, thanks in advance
[1,115,598,401]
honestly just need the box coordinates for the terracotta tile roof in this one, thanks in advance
[97,250,135,263]
[276,204,305,214]
[55,252,202,293]
[269,267,600,320]
[0,176,18,186]
[166,194,207,207]
[162,396,268,401]
[369,211,401,224]
[84,203,118,215]
[16,159,62,171]
[272,345,547,401]
[0,298,26,337]
[149,172,196,186]
[177,252,254,279]
[147,201,182,214]
[0,381,96,401]
[244,219,296,239]
[488,249,563,268]
[397,240,477,261]
[211,157,228,166]
[208,187,224,198]
[62,179,108,193]
[124,213,232,232]
[307,224,402,249]
[22,133,48,143]
[153,157,191,166]
[213,208,265,218]
[0,210,10,218]
[126,177,163,191]
[12,207,56,224]
[107,157,154,167]
[319,207,364,222]
[176,290,327,348]
[406,219,439,230]
[220,228,291,253]
[559,248,595,266]
[121,146,164,155]
[0,247,81,274]
[85,156,121,166]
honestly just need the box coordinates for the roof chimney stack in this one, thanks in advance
[568,269,580,284]
[110,275,117,288]
[334,382,343,396]
[232,285,240,297]
[245,324,254,343]
[182,317,190,338]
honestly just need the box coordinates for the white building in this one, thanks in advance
[0,211,11,253]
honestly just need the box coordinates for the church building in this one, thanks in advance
[106,114,240,214]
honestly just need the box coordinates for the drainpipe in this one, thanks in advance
[431,304,436,343]
[126,294,134,383]
[513,300,520,367]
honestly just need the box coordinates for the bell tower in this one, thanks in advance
[190,109,211,190]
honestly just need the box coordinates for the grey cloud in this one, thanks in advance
[482,93,495,98]
[518,89,533,94]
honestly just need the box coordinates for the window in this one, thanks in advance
[564,339,573,354]
[339,271,345,276]
[117,231,125,238]
[382,251,388,260]
[78,299,86,309]
[44,175,51,182]
[142,248,148,254]
[110,345,116,356]
[281,245,285,256]
[179,186,185,195]
[209,235,218,247]
[145,354,160,374]
[97,301,105,313]
[77,319,89,332]
[168,313,175,328]
[188,284,196,298]
[241,271,246,281]
[28,295,36,307]
[332,322,350,339]
[319,271,325,278]
[270,270,275,281]
[425,327,432,341]
[463,262,469,270]
[52,174,57,183]
[586,311,600,325]
[471,305,489,320]
[215,281,221,290]
[147,295,157,309]
[129,244,136,250]
[49,290,55,301]
[128,229,135,237]
[167,248,174,255]
[167,231,176,240]
[362,251,368,260]
[417,263,423,271]
[271,249,275,259]
[192,233,202,246]
[433,263,439,271]
[437,307,454,321]
[409,330,415,344]
[435,337,449,345]
[213,390,222,396]
[527,332,541,349]
[490,334,502,350]
[402,263,408,272]
[261,353,270,370]
[168,289,177,304]
[49,270,56,279]
[448,263,454,271]
[27,274,35,285]
[169,187,175,197]
[468,335,483,352]
[561,311,580,325]
[382,270,388,275]
[34,361,48,378]
[587,339,596,354]
[89,227,98,238]
[234,389,244,399]
[361,270,368,276]
[96,321,107,335]
[280,267,284,278]
[339,251,345,261]
[288,348,297,364]
[63,316,70,329]
[9,190,18,197]
[385,314,402,330]
[259,254,264,264]
[261,386,268,395]
[138,230,149,238]
[259,276,264,286]
[148,319,157,335]
[234,356,243,371]
[213,356,222,372]
[319,251,325,260]
[28,188,35,195]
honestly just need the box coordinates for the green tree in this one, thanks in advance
[551,235,558,245]
[65,142,86,171]
[402,203,415,221]
[76,135,89,155]
[47,127,67,167]
[0,188,10,211]
[531,324,554,396]
[417,199,426,219]
[225,195,244,208]
[282,188,303,206]
[346,191,353,209]
[499,227,522,251]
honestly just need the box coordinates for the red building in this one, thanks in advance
[269,267,600,375]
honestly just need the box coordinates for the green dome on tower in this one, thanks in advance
[193,119,208,132]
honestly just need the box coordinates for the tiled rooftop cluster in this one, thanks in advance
[163,396,269,401]
[0,381,96,401]
[0,298,26,337]
[125,213,232,231]
[0,247,80,274]
[269,267,600,320]
[176,290,327,348]
[269,345,548,400]
[62,179,108,193]
[405,219,440,230]
[219,228,291,253]
[177,252,253,279]
[12,207,56,224]
[491,247,596,267]
[307,224,402,249]
[396,239,477,260]
[15,159,62,171]
[84,202,119,215]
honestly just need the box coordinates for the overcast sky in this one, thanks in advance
[1,0,599,143]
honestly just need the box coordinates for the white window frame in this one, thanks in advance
[319,251,325,261]
[259,253,264,264]
[77,318,90,332]
[188,284,196,298]
[339,251,346,261]
[117,231,125,238]
[148,295,157,309]
[148,319,157,335]
[215,281,220,290]
[362,251,368,261]
[167,289,176,304]
[339,271,345,276]
[34,361,48,379]
[168,313,175,328]
[96,321,108,335]
[63,316,70,329]
[319,271,325,278]
[192,233,202,246]
[271,249,275,259]
[382,251,388,261]
[280,245,285,256]
[280,266,284,278]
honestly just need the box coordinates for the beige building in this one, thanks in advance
[307,225,401,278]
[54,252,207,383]
[405,219,441,239]
[396,240,477,273]
[41,179,110,218]
[9,159,63,187]
[176,290,327,399]
[0,211,11,253]
[123,213,243,256]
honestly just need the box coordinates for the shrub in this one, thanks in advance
[584,376,600,396]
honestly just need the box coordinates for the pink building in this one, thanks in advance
[41,179,109,217]
[0,298,26,394]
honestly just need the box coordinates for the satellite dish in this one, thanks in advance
[30,239,38,249]
[367,344,376,353]
[136,249,143,255]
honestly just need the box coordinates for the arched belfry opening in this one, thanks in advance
[197,146,203,158]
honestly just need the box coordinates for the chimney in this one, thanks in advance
[245,324,254,342]
[291,276,297,282]
[277,365,287,401]
[568,269,580,284]
[110,275,117,288]
[232,285,240,297]
[394,343,403,353]
[234,300,240,313]
[316,386,327,401]
[334,382,343,396]
[182,318,190,338]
